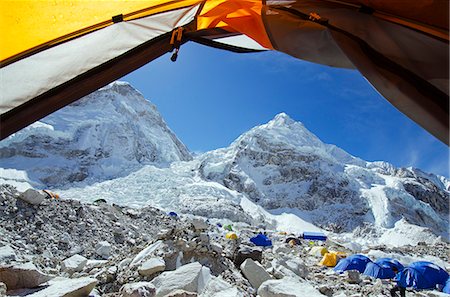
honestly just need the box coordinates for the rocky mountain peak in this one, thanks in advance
[0,81,192,188]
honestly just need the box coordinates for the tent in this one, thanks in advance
[168,211,178,217]
[302,232,327,241]
[1,1,448,145]
[223,224,233,232]
[443,277,450,294]
[225,232,238,240]
[285,237,301,245]
[309,246,328,257]
[363,258,404,279]
[334,254,372,273]
[319,251,346,267]
[250,233,272,247]
[396,261,449,290]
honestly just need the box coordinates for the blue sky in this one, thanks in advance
[124,42,449,177]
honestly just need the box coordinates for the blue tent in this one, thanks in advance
[396,261,449,290]
[168,211,178,217]
[302,232,327,241]
[363,258,404,279]
[334,254,372,273]
[250,234,272,247]
[443,277,450,294]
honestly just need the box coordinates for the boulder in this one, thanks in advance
[345,270,361,284]
[26,277,97,297]
[164,290,197,297]
[95,241,112,259]
[233,246,262,267]
[192,219,208,231]
[138,258,166,277]
[318,285,334,297]
[199,233,209,244]
[279,258,308,278]
[258,278,324,297]
[120,282,156,297]
[199,276,242,297]
[210,243,223,254]
[61,254,87,274]
[0,262,52,290]
[0,245,17,264]
[18,189,46,205]
[130,241,163,268]
[240,259,271,289]
[151,262,211,297]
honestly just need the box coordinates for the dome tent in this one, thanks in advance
[396,261,449,290]
[363,258,404,279]
[0,1,448,144]
[334,254,372,273]
[250,233,272,247]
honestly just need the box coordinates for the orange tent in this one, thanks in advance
[1,1,448,144]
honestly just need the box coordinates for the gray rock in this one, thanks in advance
[280,258,308,278]
[61,254,87,274]
[318,285,334,297]
[95,241,112,259]
[0,262,52,290]
[18,189,46,205]
[240,259,271,289]
[199,233,209,244]
[164,290,197,297]
[345,270,361,284]
[138,258,165,277]
[210,243,223,254]
[26,276,97,297]
[192,219,208,231]
[258,278,324,297]
[234,246,262,267]
[151,262,211,297]
[120,281,156,297]
[0,245,16,264]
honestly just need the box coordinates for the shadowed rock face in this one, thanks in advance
[403,179,449,214]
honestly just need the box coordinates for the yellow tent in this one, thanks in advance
[319,251,347,267]
[1,1,448,144]
[309,246,328,257]
[225,232,238,240]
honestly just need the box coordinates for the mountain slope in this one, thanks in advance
[0,83,448,247]
[0,82,192,188]
[198,113,449,242]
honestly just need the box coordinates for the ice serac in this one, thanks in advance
[0,81,192,188]
[199,113,449,242]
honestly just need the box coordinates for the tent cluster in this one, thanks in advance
[327,254,449,292]
[0,1,448,144]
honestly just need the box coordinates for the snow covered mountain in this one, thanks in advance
[0,81,448,247]
[0,82,191,188]
[198,113,449,244]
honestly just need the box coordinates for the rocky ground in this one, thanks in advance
[0,185,448,297]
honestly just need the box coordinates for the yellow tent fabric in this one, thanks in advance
[0,0,448,144]
[319,251,347,267]
[0,0,202,62]
[225,232,238,240]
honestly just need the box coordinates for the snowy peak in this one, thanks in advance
[236,113,324,149]
[267,112,296,127]
[0,81,192,188]
[199,113,449,243]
